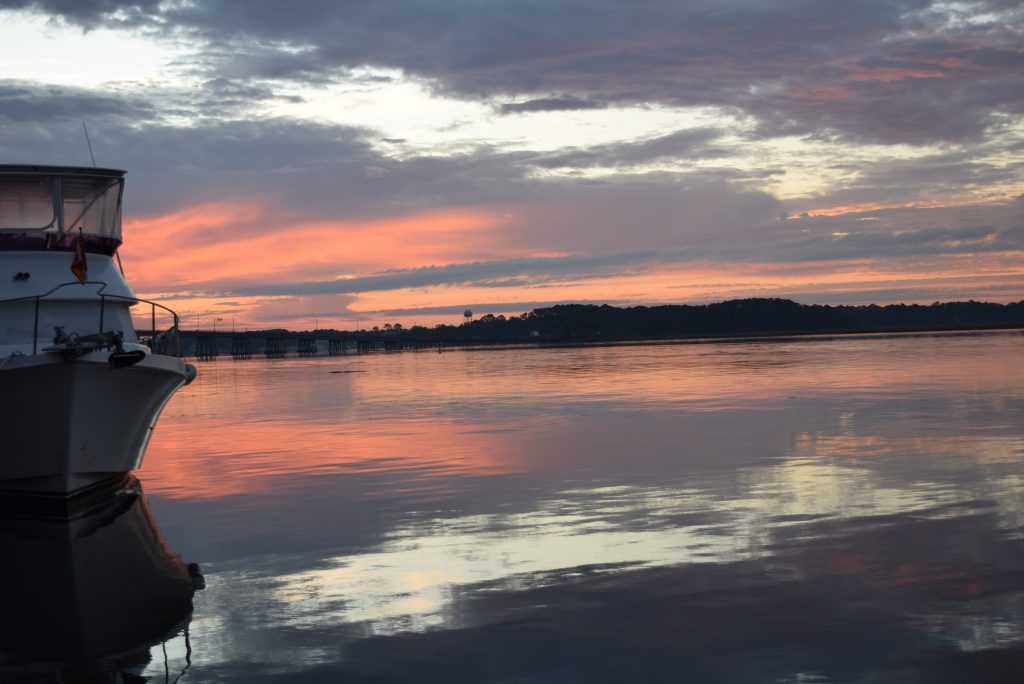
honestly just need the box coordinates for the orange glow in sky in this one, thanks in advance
[117,193,1024,331]
[122,200,519,292]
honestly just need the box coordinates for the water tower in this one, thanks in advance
[463,309,473,323]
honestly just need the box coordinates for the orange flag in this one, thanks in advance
[70,227,87,283]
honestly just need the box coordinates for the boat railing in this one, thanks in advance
[0,280,183,357]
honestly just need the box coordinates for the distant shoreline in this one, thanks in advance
[436,322,1024,351]
[173,299,1024,355]
[175,321,1024,349]
[565,321,1024,344]
[503,321,1024,350]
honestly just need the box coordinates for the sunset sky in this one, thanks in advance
[1,0,1022,330]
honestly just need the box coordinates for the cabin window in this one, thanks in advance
[0,172,123,239]
[0,175,57,231]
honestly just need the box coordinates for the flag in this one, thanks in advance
[70,227,87,283]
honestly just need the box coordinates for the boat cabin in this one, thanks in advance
[0,165,152,357]
[0,164,125,253]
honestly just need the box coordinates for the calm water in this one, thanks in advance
[13,331,1024,681]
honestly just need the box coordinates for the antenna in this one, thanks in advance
[81,121,96,167]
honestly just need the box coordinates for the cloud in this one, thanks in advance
[2,29,1020,321]
[222,251,686,297]
[0,0,1012,149]
[0,82,786,250]
[498,96,606,115]
[361,300,614,318]
[157,211,1023,301]
[8,0,1020,145]
[767,223,1024,262]
[0,0,160,29]
[794,149,1024,215]
[529,128,727,169]
[0,81,158,124]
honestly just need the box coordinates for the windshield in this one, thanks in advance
[0,170,123,240]
[61,175,123,238]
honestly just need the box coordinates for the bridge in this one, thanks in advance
[146,330,534,361]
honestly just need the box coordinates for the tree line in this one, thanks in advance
[343,298,1024,340]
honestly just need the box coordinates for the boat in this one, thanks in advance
[0,164,196,495]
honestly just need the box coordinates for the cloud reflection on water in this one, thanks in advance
[262,444,1024,635]
[143,331,1024,681]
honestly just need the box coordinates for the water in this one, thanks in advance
[13,331,1024,681]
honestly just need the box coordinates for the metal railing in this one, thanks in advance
[0,280,183,357]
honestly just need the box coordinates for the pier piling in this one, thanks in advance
[194,335,218,360]
[264,338,287,358]
[231,337,253,359]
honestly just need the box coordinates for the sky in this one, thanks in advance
[0,0,1022,330]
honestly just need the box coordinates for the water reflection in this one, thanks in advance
[292,504,1024,683]
[143,331,1024,681]
[0,478,200,682]
[223,444,1024,636]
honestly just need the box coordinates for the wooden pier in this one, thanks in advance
[178,331,523,361]
[264,338,288,358]
[231,336,253,359]
[194,335,218,360]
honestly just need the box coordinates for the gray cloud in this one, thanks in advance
[0,0,160,28]
[5,0,1022,145]
[529,128,727,169]
[217,251,691,298]
[199,77,302,107]
[797,151,1024,214]
[361,300,614,318]
[0,82,158,124]
[499,97,606,115]
[769,223,1024,262]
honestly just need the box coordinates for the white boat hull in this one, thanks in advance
[0,350,194,494]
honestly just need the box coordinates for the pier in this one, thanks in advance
[231,336,254,359]
[174,331,506,360]
[152,317,1024,362]
[194,335,219,361]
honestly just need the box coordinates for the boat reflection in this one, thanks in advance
[0,476,201,682]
